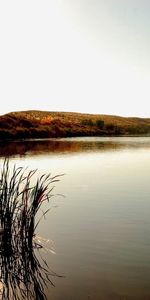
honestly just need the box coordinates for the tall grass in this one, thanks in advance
[0,158,63,299]
[0,158,62,250]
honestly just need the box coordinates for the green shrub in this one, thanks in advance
[95,119,104,129]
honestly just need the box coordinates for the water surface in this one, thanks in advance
[1,137,150,300]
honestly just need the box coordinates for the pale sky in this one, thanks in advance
[0,0,150,117]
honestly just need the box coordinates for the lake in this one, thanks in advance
[1,136,150,300]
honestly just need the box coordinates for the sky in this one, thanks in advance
[0,0,150,117]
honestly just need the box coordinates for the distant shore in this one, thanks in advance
[0,110,149,140]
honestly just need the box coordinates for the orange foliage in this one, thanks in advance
[40,116,53,125]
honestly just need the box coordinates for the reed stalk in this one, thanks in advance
[0,158,61,253]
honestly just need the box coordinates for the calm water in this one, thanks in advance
[1,136,150,300]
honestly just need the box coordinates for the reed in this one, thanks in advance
[0,158,63,299]
[0,158,61,253]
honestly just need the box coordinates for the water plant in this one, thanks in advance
[0,158,63,299]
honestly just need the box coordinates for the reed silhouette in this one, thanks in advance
[0,159,62,300]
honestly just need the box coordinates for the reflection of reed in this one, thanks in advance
[0,159,62,300]
[0,238,62,300]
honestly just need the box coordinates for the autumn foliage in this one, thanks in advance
[0,110,149,140]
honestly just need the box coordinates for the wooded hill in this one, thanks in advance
[0,110,149,140]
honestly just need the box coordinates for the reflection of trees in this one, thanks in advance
[0,138,149,158]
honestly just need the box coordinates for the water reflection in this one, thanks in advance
[0,137,150,157]
[0,232,59,300]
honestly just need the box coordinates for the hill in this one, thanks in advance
[0,110,149,140]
